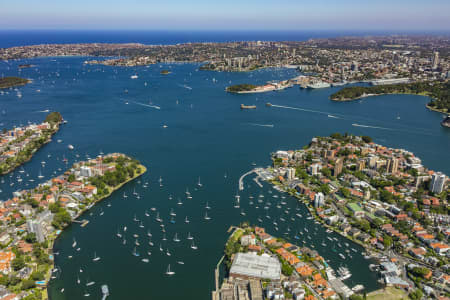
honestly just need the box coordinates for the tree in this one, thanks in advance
[361,136,372,143]
[12,256,25,271]
[383,234,393,248]
[24,233,37,244]
[340,187,350,198]
[21,279,36,290]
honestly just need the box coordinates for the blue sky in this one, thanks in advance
[1,0,449,31]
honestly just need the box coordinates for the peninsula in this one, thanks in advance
[0,77,30,89]
[260,134,448,299]
[0,112,63,175]
[330,80,450,117]
[0,153,145,299]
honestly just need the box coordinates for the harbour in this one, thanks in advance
[0,57,448,299]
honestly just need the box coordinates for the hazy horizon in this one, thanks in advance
[1,0,449,31]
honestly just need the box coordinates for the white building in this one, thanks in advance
[429,172,446,194]
[314,192,324,208]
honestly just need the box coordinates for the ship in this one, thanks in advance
[240,104,256,109]
[266,102,272,107]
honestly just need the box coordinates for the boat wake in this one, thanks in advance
[36,109,50,113]
[271,104,341,117]
[129,101,161,110]
[179,84,192,90]
[352,123,394,131]
[248,123,274,128]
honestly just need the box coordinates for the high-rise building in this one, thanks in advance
[429,172,446,194]
[333,158,344,177]
[357,159,366,171]
[387,158,399,174]
[286,168,296,181]
[314,192,324,208]
[432,51,440,70]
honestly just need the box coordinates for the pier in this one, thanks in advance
[238,169,257,191]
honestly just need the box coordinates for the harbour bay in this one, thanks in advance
[0,56,449,299]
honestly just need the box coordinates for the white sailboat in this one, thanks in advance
[92,252,101,262]
[191,240,198,250]
[165,264,175,275]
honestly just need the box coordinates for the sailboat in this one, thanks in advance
[173,233,180,242]
[187,232,193,240]
[197,177,202,187]
[205,202,211,210]
[38,169,44,179]
[132,247,140,257]
[72,238,77,248]
[191,240,198,250]
[165,264,175,275]
[92,252,101,262]
[204,211,211,220]
[147,229,152,237]
[185,216,190,224]
[234,194,240,208]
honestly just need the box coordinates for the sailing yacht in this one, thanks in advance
[92,252,101,262]
[185,216,190,224]
[204,211,211,220]
[38,170,44,179]
[234,194,240,208]
[205,202,211,210]
[147,229,152,237]
[173,233,180,242]
[165,264,175,275]
[187,232,193,240]
[197,177,202,187]
[191,240,198,250]
[72,238,77,248]
[132,247,140,257]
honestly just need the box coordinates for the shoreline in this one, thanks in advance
[44,164,146,299]
[0,121,62,176]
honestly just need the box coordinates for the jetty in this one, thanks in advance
[238,169,257,190]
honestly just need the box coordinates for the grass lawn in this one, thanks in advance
[367,287,408,300]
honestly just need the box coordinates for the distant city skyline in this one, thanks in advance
[1,0,450,31]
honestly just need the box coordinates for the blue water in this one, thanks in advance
[1,30,448,48]
[0,56,449,300]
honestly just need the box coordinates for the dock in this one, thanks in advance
[238,169,257,191]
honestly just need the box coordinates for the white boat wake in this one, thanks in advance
[248,123,274,128]
[129,101,161,110]
[352,123,394,131]
[178,84,192,90]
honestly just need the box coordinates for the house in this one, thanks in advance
[0,251,16,274]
